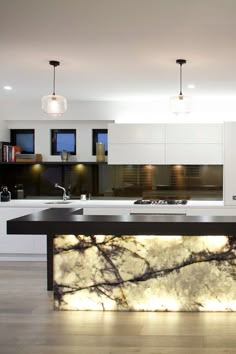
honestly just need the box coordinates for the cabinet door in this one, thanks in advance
[166,144,223,165]
[108,144,165,164]
[165,124,223,165]
[108,123,223,165]
[0,207,47,256]
[108,123,166,164]
[186,208,236,216]
[224,122,236,206]
[108,123,165,143]
[130,207,187,215]
[166,124,223,143]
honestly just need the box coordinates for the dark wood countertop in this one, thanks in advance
[6,207,236,235]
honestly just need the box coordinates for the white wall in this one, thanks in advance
[2,96,236,124]
[1,100,117,121]
[0,120,10,141]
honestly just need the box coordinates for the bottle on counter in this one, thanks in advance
[14,184,24,199]
[0,186,11,202]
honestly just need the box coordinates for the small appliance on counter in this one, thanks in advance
[0,186,11,202]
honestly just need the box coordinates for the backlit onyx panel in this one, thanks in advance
[54,235,236,311]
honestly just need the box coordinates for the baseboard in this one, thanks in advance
[0,254,46,261]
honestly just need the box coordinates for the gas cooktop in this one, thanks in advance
[134,199,188,205]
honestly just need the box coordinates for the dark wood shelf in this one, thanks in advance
[0,161,107,165]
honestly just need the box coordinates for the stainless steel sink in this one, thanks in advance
[44,201,72,204]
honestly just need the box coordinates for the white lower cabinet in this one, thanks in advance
[186,208,236,216]
[130,207,187,215]
[0,207,47,260]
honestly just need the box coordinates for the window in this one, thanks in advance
[10,129,35,154]
[92,129,108,155]
[51,129,76,155]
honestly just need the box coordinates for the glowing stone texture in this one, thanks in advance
[54,235,236,311]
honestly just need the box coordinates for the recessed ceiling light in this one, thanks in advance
[3,85,13,91]
[187,84,195,89]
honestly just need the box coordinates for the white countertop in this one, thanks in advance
[0,199,227,209]
[0,199,133,208]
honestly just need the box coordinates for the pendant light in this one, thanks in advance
[41,60,67,116]
[170,59,191,114]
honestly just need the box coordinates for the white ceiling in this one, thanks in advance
[1,0,236,102]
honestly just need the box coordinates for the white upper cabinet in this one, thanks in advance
[108,124,165,164]
[165,124,223,165]
[166,143,223,165]
[108,144,165,164]
[108,123,223,165]
[108,123,165,143]
[165,124,223,143]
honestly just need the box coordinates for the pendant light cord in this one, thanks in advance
[49,60,60,96]
[53,65,56,96]
[176,59,186,96]
[179,63,183,96]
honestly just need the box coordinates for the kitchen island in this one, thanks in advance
[4,199,236,264]
[7,207,236,312]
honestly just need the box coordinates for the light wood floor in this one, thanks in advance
[0,262,236,354]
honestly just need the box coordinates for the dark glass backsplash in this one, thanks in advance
[0,163,223,200]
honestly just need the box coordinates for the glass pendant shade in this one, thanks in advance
[42,60,67,117]
[41,94,67,116]
[170,94,191,114]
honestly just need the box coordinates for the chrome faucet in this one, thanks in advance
[54,183,70,201]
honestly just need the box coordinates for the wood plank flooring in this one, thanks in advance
[0,261,236,354]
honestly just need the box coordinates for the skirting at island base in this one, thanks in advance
[53,235,236,311]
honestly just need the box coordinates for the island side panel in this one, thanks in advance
[47,234,54,291]
[53,234,236,311]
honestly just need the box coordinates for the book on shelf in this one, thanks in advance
[0,143,21,162]
[0,142,10,162]
[0,145,42,162]
[10,146,21,162]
